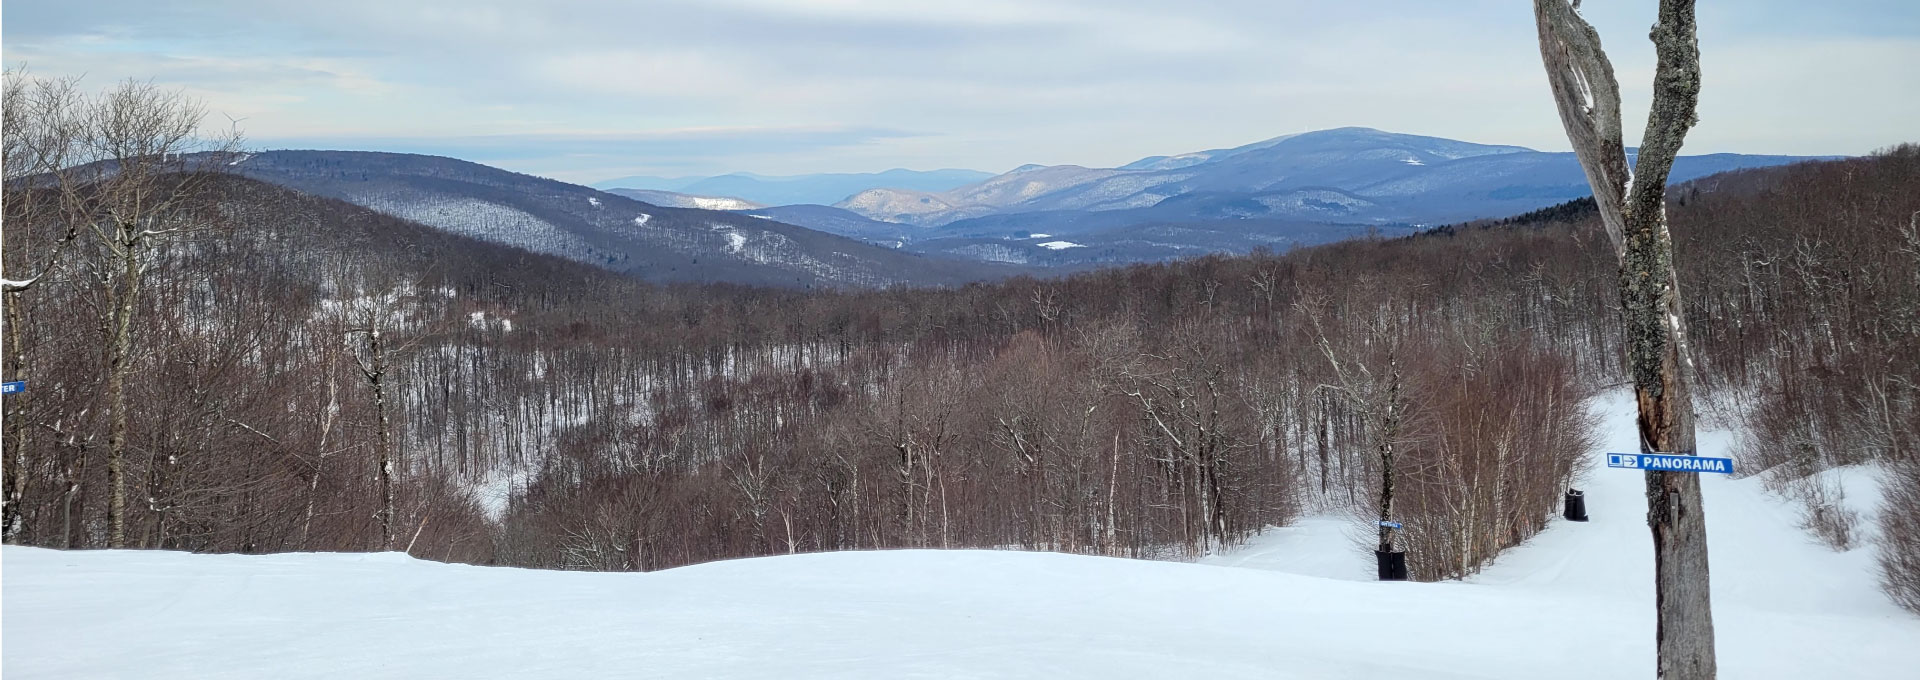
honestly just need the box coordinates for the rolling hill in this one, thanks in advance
[226,151,1025,288]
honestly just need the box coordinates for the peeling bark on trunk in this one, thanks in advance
[1533,1,1716,677]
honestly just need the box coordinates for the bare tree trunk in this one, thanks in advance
[372,330,394,552]
[301,360,341,548]
[62,476,81,549]
[935,464,950,550]
[1533,1,1715,676]
[3,302,27,541]
[1308,308,1404,557]
[1376,354,1400,553]
[1316,391,1331,498]
[353,324,396,551]
[105,229,142,548]
[1105,432,1120,556]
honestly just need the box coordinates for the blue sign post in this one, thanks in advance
[1378,520,1402,529]
[0,381,23,395]
[1607,452,1734,475]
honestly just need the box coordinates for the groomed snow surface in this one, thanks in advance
[6,392,1917,678]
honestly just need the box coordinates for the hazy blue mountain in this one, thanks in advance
[838,127,1820,228]
[595,168,994,206]
[742,205,917,246]
[588,175,707,192]
[227,151,1024,288]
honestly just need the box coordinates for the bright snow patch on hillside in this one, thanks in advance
[709,224,748,254]
[1029,233,1053,239]
[632,214,651,227]
[1036,240,1083,250]
[5,392,1916,679]
[691,196,757,211]
[587,197,601,207]
[464,311,512,334]
[355,195,594,263]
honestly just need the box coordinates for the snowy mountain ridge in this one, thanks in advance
[831,127,1814,229]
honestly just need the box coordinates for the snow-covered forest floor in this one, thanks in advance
[5,391,1915,679]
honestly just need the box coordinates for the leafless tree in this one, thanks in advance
[1533,1,1715,675]
[1302,294,1408,558]
[339,279,434,551]
[3,74,243,548]
[3,70,90,541]
[1121,323,1254,556]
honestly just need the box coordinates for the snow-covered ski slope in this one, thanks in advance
[5,392,1916,679]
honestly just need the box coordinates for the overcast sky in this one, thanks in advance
[5,0,1916,183]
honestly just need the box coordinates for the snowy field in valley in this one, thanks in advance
[5,392,1917,678]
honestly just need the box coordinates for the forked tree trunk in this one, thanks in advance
[1533,1,1716,677]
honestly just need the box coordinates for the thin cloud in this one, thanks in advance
[5,0,1915,180]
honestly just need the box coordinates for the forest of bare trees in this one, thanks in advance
[3,72,1916,605]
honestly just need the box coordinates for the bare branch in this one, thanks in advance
[1629,0,1703,207]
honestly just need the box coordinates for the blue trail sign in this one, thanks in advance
[0,381,23,395]
[1378,520,1403,529]
[1607,452,1734,475]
